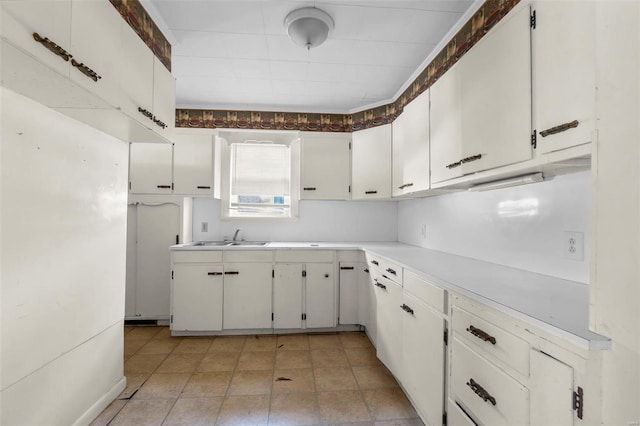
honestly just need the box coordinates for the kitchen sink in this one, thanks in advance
[191,241,231,246]
[228,241,269,246]
[189,241,269,247]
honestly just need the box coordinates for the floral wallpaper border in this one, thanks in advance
[176,0,520,132]
[109,0,171,72]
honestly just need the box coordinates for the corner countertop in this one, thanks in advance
[170,241,610,350]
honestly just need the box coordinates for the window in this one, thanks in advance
[220,134,300,220]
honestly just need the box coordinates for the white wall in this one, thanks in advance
[192,198,398,242]
[398,171,591,283]
[0,89,128,425]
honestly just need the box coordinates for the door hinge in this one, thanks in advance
[443,411,447,426]
[302,270,307,277]
[573,386,584,419]
[530,10,536,29]
[531,130,537,149]
[171,270,174,279]
[444,329,448,345]
[302,313,307,320]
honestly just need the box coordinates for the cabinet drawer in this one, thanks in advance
[452,306,530,376]
[274,250,334,263]
[366,253,403,284]
[451,338,529,426]
[172,251,223,263]
[223,250,273,262]
[404,270,446,315]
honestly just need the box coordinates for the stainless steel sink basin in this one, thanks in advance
[228,241,269,246]
[191,241,231,246]
[189,241,269,247]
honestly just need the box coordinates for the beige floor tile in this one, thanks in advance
[125,327,163,341]
[275,350,312,369]
[352,366,399,390]
[269,392,321,426]
[109,398,174,426]
[243,335,277,352]
[156,353,204,373]
[209,336,247,352]
[181,372,232,397]
[124,325,136,336]
[237,351,276,371]
[345,347,382,367]
[173,337,213,354]
[124,339,148,359]
[89,399,126,426]
[363,388,418,421]
[314,367,358,391]
[118,374,150,399]
[228,370,273,396]
[153,327,173,339]
[310,349,349,368]
[133,373,190,400]
[375,419,425,426]
[162,396,223,426]
[340,332,374,349]
[217,395,270,426]
[124,354,167,375]
[197,352,239,372]
[309,334,342,349]
[137,338,182,355]
[318,390,371,423]
[276,334,310,351]
[272,368,316,394]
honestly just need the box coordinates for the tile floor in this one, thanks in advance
[91,326,424,426]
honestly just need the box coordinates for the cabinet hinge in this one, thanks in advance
[573,386,584,419]
[171,270,174,279]
[302,313,307,320]
[349,142,352,149]
[271,313,274,321]
[302,270,307,277]
[530,10,536,29]
[444,329,448,345]
[176,235,180,245]
[129,181,132,190]
[443,411,447,426]
[272,269,275,278]
[171,182,174,190]
[348,185,351,193]
[170,314,173,323]
[531,130,537,149]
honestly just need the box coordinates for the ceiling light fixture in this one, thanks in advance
[284,7,334,50]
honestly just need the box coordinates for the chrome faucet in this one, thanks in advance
[232,228,241,241]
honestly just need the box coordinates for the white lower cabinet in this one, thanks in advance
[338,261,369,326]
[530,349,574,426]
[172,264,223,331]
[273,264,304,329]
[223,262,273,330]
[373,273,403,377]
[305,263,336,328]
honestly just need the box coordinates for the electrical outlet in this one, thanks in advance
[201,222,208,232]
[420,224,427,240]
[564,231,584,261]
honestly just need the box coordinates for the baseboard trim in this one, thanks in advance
[72,376,126,426]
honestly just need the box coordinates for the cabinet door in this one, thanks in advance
[532,1,595,154]
[129,143,173,194]
[305,263,336,328]
[374,275,403,376]
[460,5,532,174]
[69,0,121,108]
[274,264,303,329]
[366,270,377,347]
[152,58,176,138]
[402,292,445,426]
[173,133,214,195]
[223,262,272,329]
[172,264,223,331]
[530,350,574,426]
[430,63,463,184]
[119,23,153,127]
[351,124,392,199]
[339,262,367,325]
[300,133,351,200]
[135,203,180,318]
[1,1,71,77]
[392,89,430,196]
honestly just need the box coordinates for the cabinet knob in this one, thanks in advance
[324,274,330,278]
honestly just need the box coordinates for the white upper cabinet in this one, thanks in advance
[431,4,532,185]
[351,124,392,199]
[532,1,596,154]
[300,132,351,200]
[392,89,430,197]
[119,23,154,130]
[129,143,173,194]
[173,133,215,196]
[152,58,176,139]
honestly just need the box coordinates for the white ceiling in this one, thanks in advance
[144,1,479,113]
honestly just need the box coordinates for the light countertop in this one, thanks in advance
[171,241,610,350]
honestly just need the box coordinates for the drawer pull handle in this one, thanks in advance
[446,160,462,169]
[466,325,497,345]
[466,378,496,406]
[398,183,414,189]
[386,268,396,275]
[32,32,72,61]
[71,59,101,82]
[365,190,378,194]
[197,186,211,189]
[138,107,153,119]
[374,280,386,290]
[303,187,317,191]
[207,272,222,276]
[371,260,379,266]
[400,304,414,315]
[340,266,354,270]
[157,185,171,189]
[540,120,579,137]
[363,268,369,273]
[224,271,239,275]
[461,153,482,164]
